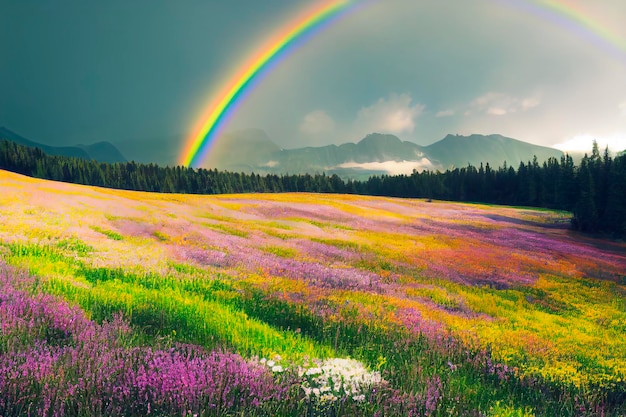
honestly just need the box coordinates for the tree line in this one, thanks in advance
[1,140,624,236]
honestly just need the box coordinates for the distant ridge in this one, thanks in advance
[76,142,128,164]
[207,128,281,172]
[205,130,563,179]
[423,134,563,169]
[0,127,127,163]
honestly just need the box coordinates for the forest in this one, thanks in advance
[1,139,625,236]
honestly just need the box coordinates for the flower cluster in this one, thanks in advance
[298,358,384,403]
[259,356,285,373]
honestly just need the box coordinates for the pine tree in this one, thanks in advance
[573,157,598,232]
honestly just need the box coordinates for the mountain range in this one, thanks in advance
[206,129,564,179]
[1,126,568,179]
[0,127,127,163]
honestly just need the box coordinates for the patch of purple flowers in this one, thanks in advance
[0,263,292,417]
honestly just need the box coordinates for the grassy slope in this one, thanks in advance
[1,169,625,416]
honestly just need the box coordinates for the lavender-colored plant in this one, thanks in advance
[0,263,294,417]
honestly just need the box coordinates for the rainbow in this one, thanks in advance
[504,0,626,61]
[180,0,359,168]
[181,0,625,168]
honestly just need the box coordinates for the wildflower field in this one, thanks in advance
[0,169,625,416]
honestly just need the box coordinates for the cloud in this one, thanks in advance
[435,109,455,117]
[337,158,439,175]
[355,93,425,135]
[471,92,504,107]
[521,96,541,110]
[620,101,626,116]
[299,110,336,136]
[487,107,507,116]
[470,92,541,116]
[261,160,279,168]
[553,134,626,154]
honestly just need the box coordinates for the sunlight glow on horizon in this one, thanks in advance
[553,134,626,154]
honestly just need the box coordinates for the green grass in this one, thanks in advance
[307,220,355,230]
[203,222,249,238]
[91,225,123,240]
[152,231,168,241]
[55,237,94,255]
[311,237,360,251]
[261,245,298,259]
[4,241,333,364]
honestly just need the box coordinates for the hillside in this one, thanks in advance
[0,169,625,416]
[2,139,624,236]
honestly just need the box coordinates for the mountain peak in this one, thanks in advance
[441,133,507,142]
[425,133,562,168]
[357,133,405,148]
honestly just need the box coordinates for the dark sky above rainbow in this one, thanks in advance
[1,0,625,166]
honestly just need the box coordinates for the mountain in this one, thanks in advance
[0,127,126,163]
[0,126,566,178]
[206,128,281,171]
[207,132,436,179]
[112,134,185,166]
[206,130,563,179]
[262,134,427,174]
[423,134,563,169]
[76,142,127,164]
[0,127,91,160]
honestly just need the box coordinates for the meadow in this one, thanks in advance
[0,169,625,416]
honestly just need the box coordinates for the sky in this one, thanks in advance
[1,0,625,164]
